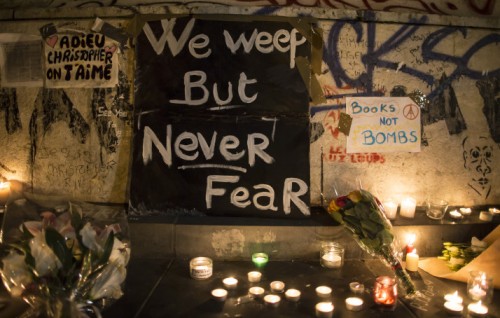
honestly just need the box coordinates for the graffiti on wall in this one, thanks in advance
[462,136,497,199]
[4,0,499,18]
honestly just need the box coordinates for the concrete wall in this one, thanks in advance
[0,5,499,214]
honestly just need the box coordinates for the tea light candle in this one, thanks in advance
[345,297,363,311]
[211,288,228,301]
[223,277,238,289]
[264,294,281,307]
[460,207,472,216]
[444,301,463,315]
[270,281,285,293]
[248,271,262,283]
[489,207,499,214]
[321,252,342,268]
[252,253,269,267]
[285,288,301,302]
[444,291,463,304]
[479,211,493,221]
[316,286,332,298]
[449,210,463,220]
[349,282,365,294]
[315,302,334,318]
[249,286,265,298]
[468,301,488,316]
[468,284,487,300]
[383,200,398,220]
[400,197,416,218]
[406,249,419,271]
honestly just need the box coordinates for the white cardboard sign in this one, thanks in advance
[346,97,421,153]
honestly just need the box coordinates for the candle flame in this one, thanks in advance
[406,233,416,245]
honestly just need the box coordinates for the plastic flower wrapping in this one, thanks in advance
[0,196,130,317]
[327,189,417,296]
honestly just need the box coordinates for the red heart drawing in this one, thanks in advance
[45,35,58,48]
[104,45,117,55]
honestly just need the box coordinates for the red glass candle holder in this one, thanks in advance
[373,276,397,308]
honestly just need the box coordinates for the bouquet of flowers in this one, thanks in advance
[0,198,130,317]
[328,189,417,296]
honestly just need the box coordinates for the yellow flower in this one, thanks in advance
[348,190,362,203]
[328,199,340,213]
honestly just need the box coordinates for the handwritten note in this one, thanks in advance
[346,97,421,153]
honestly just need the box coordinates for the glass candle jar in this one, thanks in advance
[189,257,213,280]
[320,242,344,269]
[373,276,397,308]
[467,271,493,304]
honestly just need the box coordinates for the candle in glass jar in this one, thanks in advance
[406,249,419,272]
[189,257,213,280]
[373,276,397,307]
[383,200,398,220]
[252,253,269,267]
[400,197,416,218]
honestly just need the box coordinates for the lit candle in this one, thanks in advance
[373,276,397,307]
[189,257,213,280]
[270,281,285,293]
[0,181,11,207]
[247,271,262,283]
[315,302,334,318]
[449,210,463,220]
[223,277,238,289]
[488,207,499,214]
[252,253,269,267]
[383,200,398,220]
[321,252,342,268]
[264,294,281,307]
[479,211,493,221]
[285,288,301,302]
[400,197,416,218]
[444,291,463,304]
[444,301,463,315]
[345,297,363,311]
[211,288,228,301]
[349,282,365,294]
[405,233,416,253]
[460,207,472,216]
[468,284,487,300]
[468,301,488,317]
[249,286,265,298]
[406,249,419,272]
[315,286,332,298]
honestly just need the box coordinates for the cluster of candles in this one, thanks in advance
[443,290,489,316]
[382,197,416,219]
[443,271,492,316]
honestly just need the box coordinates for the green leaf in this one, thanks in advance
[69,203,83,233]
[98,231,114,266]
[376,229,394,246]
[360,219,381,236]
[329,211,344,225]
[45,227,73,271]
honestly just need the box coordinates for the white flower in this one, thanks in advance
[80,223,102,253]
[0,251,33,296]
[109,238,131,268]
[29,232,62,277]
[89,263,127,300]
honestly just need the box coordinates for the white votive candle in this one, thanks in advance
[264,294,281,307]
[468,301,488,316]
[349,282,365,294]
[406,249,419,271]
[285,288,301,302]
[247,271,262,283]
[211,288,228,301]
[345,297,363,311]
[449,210,463,220]
[444,301,463,315]
[223,277,238,289]
[460,207,472,216]
[249,286,265,298]
[383,201,398,220]
[489,207,499,214]
[315,302,334,318]
[321,253,342,268]
[479,211,493,221]
[270,281,285,293]
[316,286,332,298]
[444,291,463,304]
[400,197,417,218]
